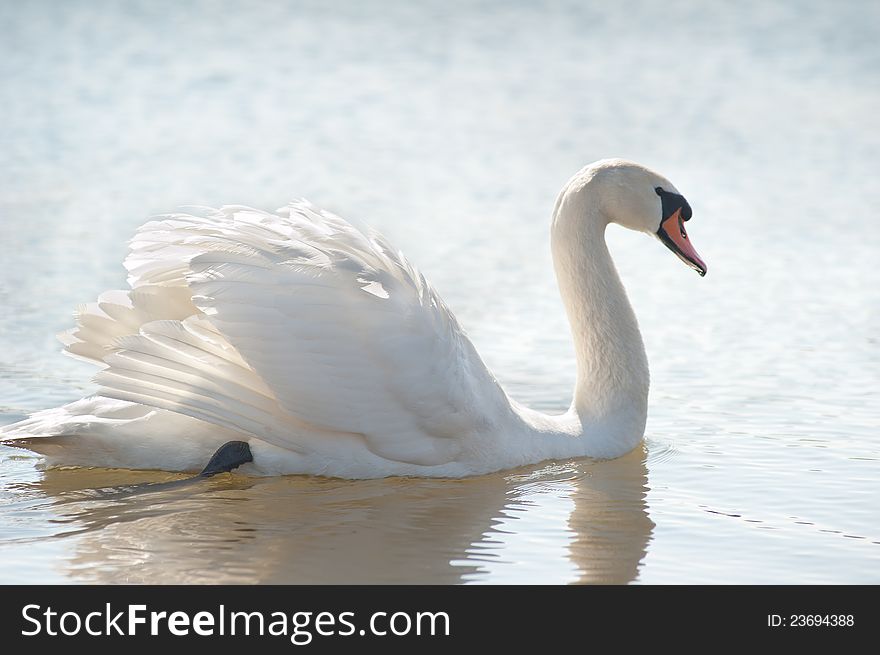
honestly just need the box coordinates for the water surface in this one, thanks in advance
[1,0,878,583]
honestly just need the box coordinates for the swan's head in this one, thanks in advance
[555,158,707,276]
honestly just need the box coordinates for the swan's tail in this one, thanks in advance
[0,396,249,472]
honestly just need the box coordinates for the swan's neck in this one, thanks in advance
[549,196,649,455]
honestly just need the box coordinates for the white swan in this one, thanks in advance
[1,159,706,478]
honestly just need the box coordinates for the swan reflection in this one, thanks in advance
[30,447,652,584]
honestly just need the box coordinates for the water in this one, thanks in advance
[1,0,878,584]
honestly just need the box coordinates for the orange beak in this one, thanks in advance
[657,208,707,276]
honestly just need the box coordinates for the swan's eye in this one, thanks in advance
[656,187,693,227]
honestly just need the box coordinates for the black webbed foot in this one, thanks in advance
[200,441,253,477]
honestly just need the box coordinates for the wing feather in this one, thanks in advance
[85,201,510,467]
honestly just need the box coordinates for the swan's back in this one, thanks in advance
[42,201,512,476]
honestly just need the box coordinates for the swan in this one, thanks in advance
[0,159,706,478]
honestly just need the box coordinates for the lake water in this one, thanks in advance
[1,0,878,584]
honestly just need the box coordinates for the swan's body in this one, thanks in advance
[1,159,705,478]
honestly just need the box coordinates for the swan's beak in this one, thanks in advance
[657,208,707,276]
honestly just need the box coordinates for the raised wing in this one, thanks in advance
[93,202,510,467]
